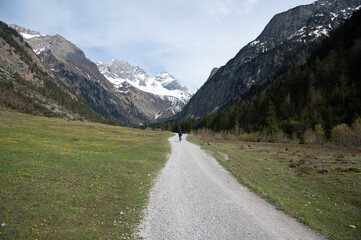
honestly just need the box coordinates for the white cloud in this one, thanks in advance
[244,0,259,13]
[207,0,259,17]
[207,1,234,16]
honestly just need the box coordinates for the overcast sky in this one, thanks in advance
[0,0,315,91]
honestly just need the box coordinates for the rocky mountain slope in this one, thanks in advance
[96,59,193,119]
[10,25,191,125]
[172,8,361,142]
[0,21,104,121]
[178,0,361,119]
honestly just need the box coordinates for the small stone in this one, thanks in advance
[1,223,5,227]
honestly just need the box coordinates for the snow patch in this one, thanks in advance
[330,12,339,21]
[34,47,45,55]
[20,32,41,39]
[309,26,330,38]
[250,40,260,46]
[155,112,163,120]
[288,26,307,40]
[106,76,126,86]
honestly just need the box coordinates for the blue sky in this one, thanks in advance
[0,0,315,91]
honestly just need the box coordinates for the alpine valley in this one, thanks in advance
[1,0,360,128]
[2,24,193,126]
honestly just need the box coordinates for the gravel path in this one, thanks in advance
[137,134,325,240]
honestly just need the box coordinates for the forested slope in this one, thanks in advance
[164,10,361,143]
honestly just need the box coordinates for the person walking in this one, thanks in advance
[178,131,183,142]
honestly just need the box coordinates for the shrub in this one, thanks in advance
[239,132,264,142]
[272,130,289,143]
[304,125,325,145]
[303,128,316,144]
[331,123,353,146]
[192,129,214,141]
[351,118,361,146]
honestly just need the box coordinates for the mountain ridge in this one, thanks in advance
[96,58,193,107]
[10,24,192,125]
[178,0,361,119]
[170,8,361,142]
[0,21,106,122]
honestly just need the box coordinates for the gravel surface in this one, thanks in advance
[137,134,325,240]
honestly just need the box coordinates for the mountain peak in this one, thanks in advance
[96,60,193,104]
[251,0,361,50]
[155,72,189,91]
[155,72,173,82]
[110,58,123,65]
[9,24,43,39]
[96,59,148,83]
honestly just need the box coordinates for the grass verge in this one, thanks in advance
[0,111,172,239]
[188,135,361,240]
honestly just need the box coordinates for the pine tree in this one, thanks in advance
[265,101,279,136]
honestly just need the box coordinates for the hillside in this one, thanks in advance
[0,21,105,122]
[170,9,361,143]
[178,0,361,119]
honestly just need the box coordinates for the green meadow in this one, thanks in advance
[0,111,171,239]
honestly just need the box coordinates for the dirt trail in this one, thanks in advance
[138,134,325,240]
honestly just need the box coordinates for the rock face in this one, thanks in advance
[178,0,361,119]
[96,59,193,119]
[0,21,99,120]
[155,72,188,92]
[10,25,192,125]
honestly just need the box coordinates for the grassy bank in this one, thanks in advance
[0,111,171,239]
[189,135,361,240]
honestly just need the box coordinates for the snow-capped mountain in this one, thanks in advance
[9,24,54,55]
[179,0,361,119]
[10,24,192,125]
[248,0,361,55]
[96,59,193,113]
